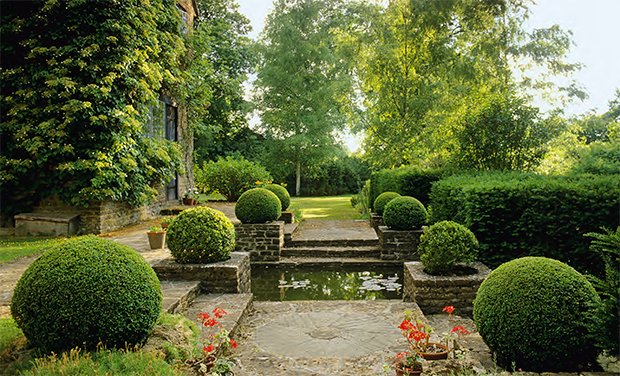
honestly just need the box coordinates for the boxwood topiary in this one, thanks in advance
[235,188,282,224]
[10,235,162,354]
[373,191,401,215]
[167,206,235,264]
[264,184,291,211]
[473,257,600,372]
[419,221,478,275]
[383,196,428,230]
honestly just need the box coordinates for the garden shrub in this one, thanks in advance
[429,171,620,275]
[11,235,162,354]
[419,221,478,275]
[473,257,600,372]
[263,183,291,211]
[167,206,235,264]
[373,191,400,215]
[194,156,272,202]
[383,196,428,230]
[369,166,448,209]
[235,188,282,224]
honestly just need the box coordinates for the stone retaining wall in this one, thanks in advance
[235,222,284,262]
[403,261,491,316]
[376,225,423,260]
[369,213,384,232]
[152,252,251,294]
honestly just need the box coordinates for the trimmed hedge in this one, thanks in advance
[473,257,600,372]
[429,171,620,275]
[369,166,449,209]
[419,221,478,275]
[167,206,235,264]
[373,191,400,215]
[383,196,428,230]
[11,235,162,353]
[235,188,282,224]
[263,183,291,211]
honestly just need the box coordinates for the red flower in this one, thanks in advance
[442,306,455,314]
[230,339,238,348]
[451,326,470,335]
[198,312,210,321]
[204,345,215,353]
[398,320,413,331]
[409,330,426,342]
[204,318,219,327]
[212,308,227,318]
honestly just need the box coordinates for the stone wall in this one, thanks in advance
[369,213,384,232]
[152,252,251,294]
[403,261,491,316]
[235,222,284,262]
[376,226,423,260]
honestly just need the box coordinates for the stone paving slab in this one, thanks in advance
[293,220,378,242]
[179,292,253,339]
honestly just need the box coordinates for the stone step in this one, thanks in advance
[159,280,202,314]
[179,293,253,338]
[281,246,381,258]
[285,238,379,248]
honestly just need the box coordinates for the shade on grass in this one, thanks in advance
[291,195,364,220]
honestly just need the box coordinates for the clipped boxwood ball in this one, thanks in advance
[11,235,162,354]
[473,257,600,372]
[167,206,235,264]
[235,188,282,224]
[419,221,478,275]
[264,184,291,211]
[383,196,428,230]
[373,191,401,215]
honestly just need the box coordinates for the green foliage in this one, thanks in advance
[383,196,427,231]
[152,312,201,363]
[235,188,282,224]
[584,227,620,357]
[473,257,600,372]
[369,166,448,208]
[194,156,272,202]
[453,93,548,171]
[419,221,478,275]
[0,0,186,217]
[166,206,235,264]
[373,192,400,216]
[263,183,291,211]
[429,171,620,275]
[569,141,620,175]
[11,235,162,354]
[0,317,25,356]
[0,237,67,264]
[20,347,183,376]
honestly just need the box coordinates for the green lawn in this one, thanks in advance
[291,195,365,220]
[0,237,67,264]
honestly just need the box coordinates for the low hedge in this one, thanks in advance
[429,171,620,275]
[369,166,449,209]
[235,188,282,224]
[383,196,428,230]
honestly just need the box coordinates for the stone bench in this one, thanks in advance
[14,212,80,237]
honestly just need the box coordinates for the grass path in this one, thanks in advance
[291,195,365,220]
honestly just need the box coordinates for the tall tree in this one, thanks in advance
[254,0,353,195]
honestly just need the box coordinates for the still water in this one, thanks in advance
[251,265,403,301]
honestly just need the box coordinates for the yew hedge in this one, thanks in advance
[429,171,620,276]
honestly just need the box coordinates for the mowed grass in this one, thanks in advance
[291,195,364,220]
[0,237,67,264]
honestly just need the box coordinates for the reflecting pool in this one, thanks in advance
[251,265,403,301]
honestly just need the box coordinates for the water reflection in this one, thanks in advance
[252,265,403,301]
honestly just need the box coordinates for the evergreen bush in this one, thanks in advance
[373,191,400,215]
[383,196,428,230]
[11,236,162,353]
[235,188,282,224]
[263,183,291,211]
[167,206,235,264]
[419,221,478,275]
[473,257,600,372]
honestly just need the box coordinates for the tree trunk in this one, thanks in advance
[295,161,301,196]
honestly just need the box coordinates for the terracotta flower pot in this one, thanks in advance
[147,231,166,249]
[418,342,449,360]
[393,362,422,376]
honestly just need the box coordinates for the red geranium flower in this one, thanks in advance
[442,306,455,314]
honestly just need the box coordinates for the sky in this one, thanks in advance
[236,0,620,150]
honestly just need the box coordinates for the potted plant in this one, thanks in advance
[183,187,199,205]
[398,310,449,360]
[146,226,166,249]
[393,351,423,375]
[185,308,238,375]
[160,216,174,229]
